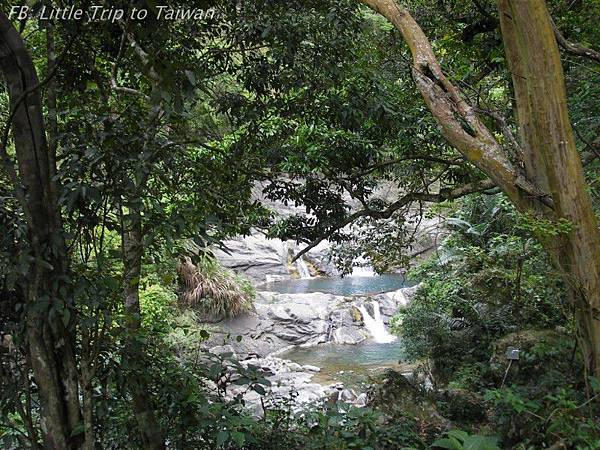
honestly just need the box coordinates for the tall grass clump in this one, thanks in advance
[177,255,255,318]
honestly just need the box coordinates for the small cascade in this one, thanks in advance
[296,257,312,279]
[351,266,375,277]
[357,301,396,344]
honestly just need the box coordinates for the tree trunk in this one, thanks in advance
[115,29,167,449]
[121,206,166,450]
[497,0,600,377]
[0,12,82,449]
[358,0,600,376]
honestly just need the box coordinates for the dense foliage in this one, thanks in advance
[394,196,600,448]
[396,195,567,382]
[2,0,600,449]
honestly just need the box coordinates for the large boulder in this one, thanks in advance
[330,308,357,327]
[213,233,338,284]
[489,329,574,384]
[201,291,343,357]
[368,369,450,432]
[333,326,368,344]
[381,284,420,308]
[265,293,334,345]
[212,234,289,284]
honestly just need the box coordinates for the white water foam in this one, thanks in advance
[357,301,397,343]
[296,257,312,279]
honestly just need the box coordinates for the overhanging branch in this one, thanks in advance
[552,19,600,64]
[357,0,552,211]
[292,178,496,262]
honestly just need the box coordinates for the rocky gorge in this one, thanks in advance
[202,287,418,359]
[195,233,422,414]
[192,186,435,414]
[200,285,419,415]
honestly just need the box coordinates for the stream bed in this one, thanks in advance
[280,340,406,384]
[252,273,413,385]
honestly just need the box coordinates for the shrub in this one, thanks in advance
[432,430,500,450]
[139,284,177,331]
[392,195,568,387]
[485,382,600,449]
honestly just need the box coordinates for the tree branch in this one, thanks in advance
[292,179,496,262]
[552,19,600,64]
[345,154,463,180]
[357,0,552,210]
[474,107,523,160]
[0,28,74,210]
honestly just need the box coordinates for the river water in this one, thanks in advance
[280,340,405,383]
[263,273,408,296]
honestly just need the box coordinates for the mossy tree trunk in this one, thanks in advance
[497,0,600,381]
[120,203,166,450]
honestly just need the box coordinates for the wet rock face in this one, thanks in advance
[202,288,412,359]
[212,234,290,284]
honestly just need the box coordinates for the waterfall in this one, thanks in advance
[357,301,396,343]
[296,257,312,279]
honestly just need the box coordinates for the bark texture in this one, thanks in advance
[121,207,166,450]
[0,12,82,449]
[497,0,600,377]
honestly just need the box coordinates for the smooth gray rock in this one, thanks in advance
[200,288,414,358]
[333,326,368,344]
[213,233,289,284]
[355,393,368,406]
[330,309,356,327]
[225,356,327,417]
[208,344,237,357]
[339,388,358,402]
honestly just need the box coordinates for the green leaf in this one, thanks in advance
[231,431,245,447]
[432,438,462,450]
[589,376,600,393]
[462,435,500,450]
[216,430,229,447]
[447,430,469,443]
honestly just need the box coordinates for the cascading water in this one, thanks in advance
[357,301,396,343]
[296,257,312,279]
